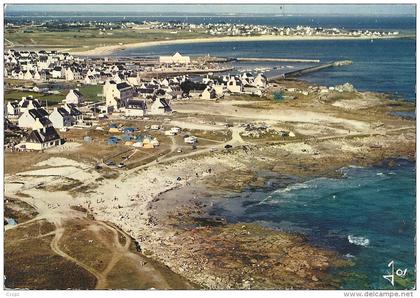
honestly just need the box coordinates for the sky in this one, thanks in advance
[4,4,416,16]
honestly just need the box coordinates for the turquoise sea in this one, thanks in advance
[210,159,416,289]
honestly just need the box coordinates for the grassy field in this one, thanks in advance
[5,220,97,289]
[4,90,64,104]
[4,84,103,105]
[78,84,103,101]
[6,27,209,52]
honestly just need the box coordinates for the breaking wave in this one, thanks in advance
[348,235,370,247]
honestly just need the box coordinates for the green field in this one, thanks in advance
[4,84,103,106]
[6,26,209,52]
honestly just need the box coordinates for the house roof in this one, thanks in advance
[27,126,60,144]
[116,82,131,91]
[8,101,19,108]
[154,98,171,111]
[64,104,82,116]
[56,107,71,117]
[70,89,83,97]
[28,108,48,120]
[126,99,146,110]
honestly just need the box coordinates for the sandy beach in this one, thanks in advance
[70,34,406,56]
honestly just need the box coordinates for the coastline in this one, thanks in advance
[69,34,409,56]
[4,79,416,289]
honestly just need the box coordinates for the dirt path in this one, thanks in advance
[50,219,106,287]
[46,216,180,289]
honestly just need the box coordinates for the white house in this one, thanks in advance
[254,73,268,88]
[24,70,33,80]
[63,103,83,122]
[84,74,99,85]
[18,108,52,129]
[201,87,217,100]
[227,77,243,93]
[24,126,61,151]
[65,89,84,105]
[33,70,41,80]
[6,101,20,116]
[124,99,147,117]
[104,81,134,112]
[150,98,172,115]
[52,66,64,79]
[65,68,75,81]
[49,107,75,129]
[19,97,42,112]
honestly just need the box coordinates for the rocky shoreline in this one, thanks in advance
[136,133,415,288]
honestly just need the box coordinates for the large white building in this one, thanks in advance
[159,52,190,65]
[104,81,134,112]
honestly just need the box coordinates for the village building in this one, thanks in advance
[104,81,135,112]
[150,98,172,115]
[6,101,20,117]
[254,73,268,88]
[24,126,61,151]
[159,52,191,65]
[63,103,83,122]
[124,99,147,117]
[52,66,64,79]
[19,96,42,112]
[65,89,84,105]
[49,107,75,129]
[24,70,34,80]
[201,86,217,100]
[65,67,75,81]
[227,77,243,93]
[18,108,52,130]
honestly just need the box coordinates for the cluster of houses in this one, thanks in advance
[100,70,268,115]
[102,79,174,116]
[4,49,86,81]
[147,20,400,38]
[5,94,83,151]
[4,49,148,85]
[196,72,269,99]
[5,50,196,86]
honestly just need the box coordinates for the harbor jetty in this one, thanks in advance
[270,60,352,80]
[234,57,321,63]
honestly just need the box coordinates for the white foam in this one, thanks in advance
[273,182,311,194]
[348,235,370,247]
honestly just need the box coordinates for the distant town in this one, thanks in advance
[6,19,400,39]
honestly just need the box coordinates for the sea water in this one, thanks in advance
[211,159,416,289]
[117,38,415,101]
[113,15,415,101]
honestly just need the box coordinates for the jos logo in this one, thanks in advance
[383,260,408,287]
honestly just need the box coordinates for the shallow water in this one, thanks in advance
[211,159,416,289]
